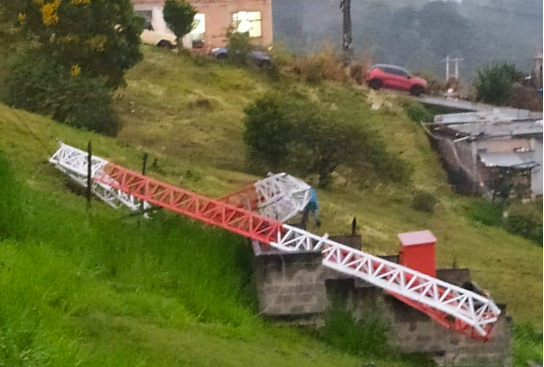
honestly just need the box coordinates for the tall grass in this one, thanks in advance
[513,323,543,366]
[0,153,262,365]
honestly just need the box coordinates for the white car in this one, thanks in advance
[140,29,177,49]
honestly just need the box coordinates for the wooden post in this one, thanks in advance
[142,152,148,176]
[140,152,148,212]
[86,140,92,209]
[341,0,353,67]
[351,217,357,236]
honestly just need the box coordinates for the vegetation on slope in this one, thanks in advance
[0,43,541,366]
[0,147,419,366]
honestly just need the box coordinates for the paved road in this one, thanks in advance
[417,96,496,112]
[418,96,543,119]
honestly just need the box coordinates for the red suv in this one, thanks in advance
[366,64,427,96]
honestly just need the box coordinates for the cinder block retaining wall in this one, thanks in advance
[252,242,511,367]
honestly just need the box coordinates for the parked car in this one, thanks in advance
[140,23,176,49]
[210,47,272,67]
[366,64,427,96]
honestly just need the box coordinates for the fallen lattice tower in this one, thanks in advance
[50,142,501,340]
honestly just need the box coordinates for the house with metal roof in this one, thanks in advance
[132,0,273,51]
[427,109,542,200]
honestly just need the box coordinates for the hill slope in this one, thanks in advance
[0,46,541,366]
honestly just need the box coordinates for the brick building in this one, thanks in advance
[132,0,273,50]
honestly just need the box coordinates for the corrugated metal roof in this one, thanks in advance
[479,151,539,169]
[448,120,543,138]
[434,109,543,124]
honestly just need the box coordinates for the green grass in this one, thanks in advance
[2,153,415,367]
[0,44,541,366]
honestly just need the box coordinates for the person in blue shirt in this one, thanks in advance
[302,188,321,228]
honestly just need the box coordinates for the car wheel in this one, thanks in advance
[410,85,425,96]
[368,79,383,90]
[157,40,174,49]
[216,53,228,60]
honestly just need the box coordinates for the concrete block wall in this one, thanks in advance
[327,279,512,367]
[252,241,344,319]
[252,242,512,366]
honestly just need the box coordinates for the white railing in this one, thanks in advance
[49,142,148,211]
[50,143,501,337]
[272,224,500,337]
[254,173,311,222]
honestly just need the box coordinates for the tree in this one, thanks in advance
[226,29,253,65]
[5,50,120,136]
[244,91,409,187]
[163,0,197,54]
[5,0,143,89]
[473,63,524,105]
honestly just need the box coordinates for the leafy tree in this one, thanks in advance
[473,63,524,105]
[5,51,120,136]
[226,29,253,65]
[5,0,143,88]
[244,91,409,187]
[243,96,292,170]
[163,0,197,53]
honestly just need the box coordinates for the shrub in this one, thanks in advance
[163,0,197,53]
[464,199,504,227]
[504,201,543,245]
[5,52,120,136]
[243,95,293,170]
[473,62,525,106]
[244,90,409,187]
[292,47,345,84]
[411,190,438,213]
[5,0,143,89]
[226,29,253,65]
[404,102,433,123]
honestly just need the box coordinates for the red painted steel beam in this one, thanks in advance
[92,162,497,340]
[94,164,284,244]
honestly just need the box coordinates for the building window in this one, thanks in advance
[232,11,262,38]
[190,13,206,48]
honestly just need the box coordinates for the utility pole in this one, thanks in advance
[444,56,464,81]
[445,56,450,81]
[453,58,463,80]
[340,0,352,66]
[86,140,92,210]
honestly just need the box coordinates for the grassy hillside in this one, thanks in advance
[0,129,416,366]
[0,45,541,366]
[117,48,542,324]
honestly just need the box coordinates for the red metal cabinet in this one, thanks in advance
[398,230,437,277]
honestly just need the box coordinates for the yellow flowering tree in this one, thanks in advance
[5,0,143,88]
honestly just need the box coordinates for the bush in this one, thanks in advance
[4,0,143,89]
[404,102,433,123]
[226,30,253,65]
[411,190,438,213]
[244,90,409,187]
[504,201,543,245]
[464,199,504,227]
[163,0,197,53]
[4,52,120,136]
[292,47,345,84]
[473,62,525,106]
